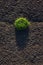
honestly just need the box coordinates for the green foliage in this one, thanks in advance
[14,17,30,30]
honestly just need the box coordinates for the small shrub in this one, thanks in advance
[14,17,30,30]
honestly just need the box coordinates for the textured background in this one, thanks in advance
[0,0,43,23]
[0,22,43,65]
[0,0,43,65]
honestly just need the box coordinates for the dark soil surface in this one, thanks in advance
[0,22,43,65]
[0,0,43,23]
[0,0,43,65]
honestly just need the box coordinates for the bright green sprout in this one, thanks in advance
[13,17,30,30]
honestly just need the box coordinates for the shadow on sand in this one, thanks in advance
[15,28,29,50]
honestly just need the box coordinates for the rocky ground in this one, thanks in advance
[0,22,43,65]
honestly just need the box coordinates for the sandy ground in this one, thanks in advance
[0,22,43,65]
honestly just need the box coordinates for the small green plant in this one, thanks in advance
[14,17,30,30]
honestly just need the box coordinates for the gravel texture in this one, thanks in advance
[0,22,43,65]
[0,0,43,23]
